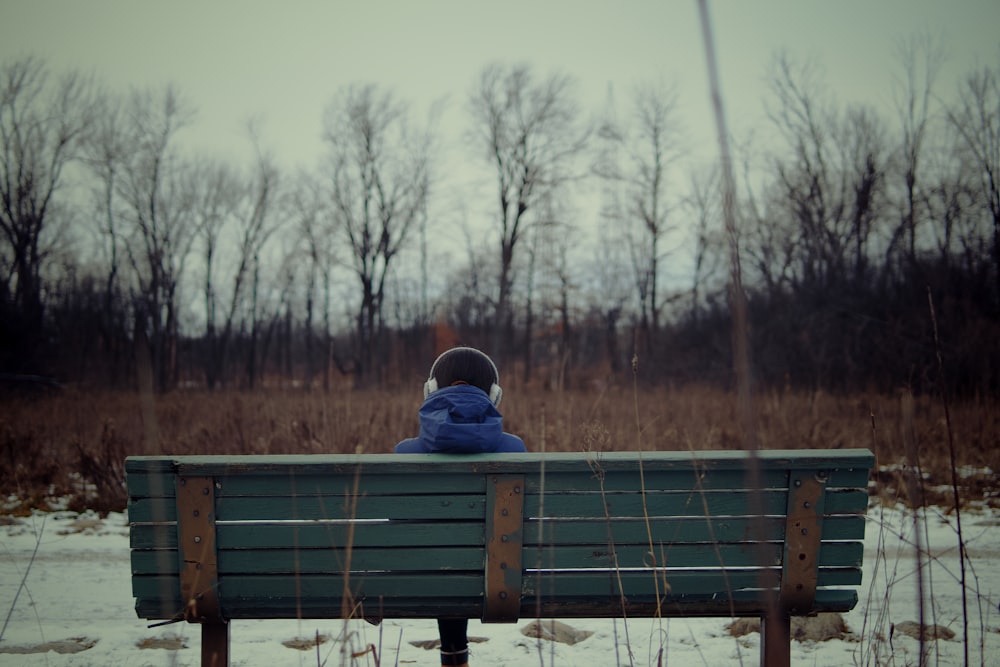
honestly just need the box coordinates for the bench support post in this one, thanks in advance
[780,471,826,613]
[483,475,524,622]
[760,611,790,667]
[177,475,228,666]
[176,475,223,621]
[202,621,230,667]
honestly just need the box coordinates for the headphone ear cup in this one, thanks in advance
[424,378,438,399]
[489,383,502,407]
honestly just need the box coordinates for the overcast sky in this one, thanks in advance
[2,0,998,286]
[3,0,997,169]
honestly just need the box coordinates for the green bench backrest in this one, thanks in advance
[126,449,873,622]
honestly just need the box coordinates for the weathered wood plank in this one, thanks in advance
[129,487,868,524]
[215,495,488,521]
[216,473,485,497]
[129,466,869,500]
[126,449,874,477]
[131,541,863,578]
[518,567,862,596]
[132,572,486,603]
[129,494,490,523]
[525,490,788,517]
[525,466,869,493]
[526,487,866,517]
[524,514,866,545]
[137,587,861,621]
[132,566,861,615]
[132,542,863,575]
[528,541,863,570]
[129,514,866,551]
[133,546,486,575]
[133,581,863,622]
[524,588,860,619]
[136,590,863,621]
[130,521,487,550]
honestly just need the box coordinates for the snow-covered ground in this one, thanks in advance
[1,501,998,666]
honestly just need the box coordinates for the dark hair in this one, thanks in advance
[430,347,498,394]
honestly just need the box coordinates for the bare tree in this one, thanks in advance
[763,53,888,293]
[521,196,569,384]
[536,221,576,390]
[593,80,683,356]
[946,60,1000,304]
[322,84,432,385]
[890,32,945,268]
[842,105,887,286]
[192,158,241,388]
[738,134,794,294]
[194,140,280,390]
[81,87,132,385]
[585,220,632,377]
[469,64,587,362]
[442,223,497,338]
[289,172,338,390]
[117,85,197,391]
[590,86,632,376]
[686,167,725,325]
[0,56,93,369]
[924,128,982,274]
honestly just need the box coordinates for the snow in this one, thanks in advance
[1,502,998,666]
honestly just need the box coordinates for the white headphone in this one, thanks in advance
[423,347,503,407]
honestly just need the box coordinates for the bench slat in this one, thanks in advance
[128,466,870,500]
[126,449,874,471]
[131,521,485,550]
[529,541,864,570]
[133,546,486,575]
[136,587,862,621]
[128,488,868,524]
[527,588,861,619]
[130,514,866,553]
[131,540,862,577]
[129,495,489,522]
[132,566,862,619]
[125,450,873,494]
[525,514,866,544]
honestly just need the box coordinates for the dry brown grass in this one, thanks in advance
[1,383,997,513]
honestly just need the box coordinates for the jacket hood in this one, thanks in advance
[402,385,516,453]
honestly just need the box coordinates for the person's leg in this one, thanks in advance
[437,618,469,666]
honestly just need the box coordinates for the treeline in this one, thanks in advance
[1,39,998,396]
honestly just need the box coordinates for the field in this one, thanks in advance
[1,385,999,665]
[2,384,998,514]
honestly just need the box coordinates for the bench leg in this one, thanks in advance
[202,622,230,667]
[760,612,790,667]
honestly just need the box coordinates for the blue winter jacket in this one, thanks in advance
[394,385,526,453]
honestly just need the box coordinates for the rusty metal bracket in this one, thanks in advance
[779,470,827,614]
[483,475,524,623]
[176,475,224,624]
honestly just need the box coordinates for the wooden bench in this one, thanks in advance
[126,449,874,667]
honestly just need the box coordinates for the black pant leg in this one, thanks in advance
[437,618,469,665]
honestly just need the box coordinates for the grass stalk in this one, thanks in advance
[859,404,891,667]
[591,455,634,667]
[901,389,929,664]
[928,286,971,666]
[533,406,548,667]
[0,514,46,642]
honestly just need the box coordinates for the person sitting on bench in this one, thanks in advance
[396,346,526,666]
